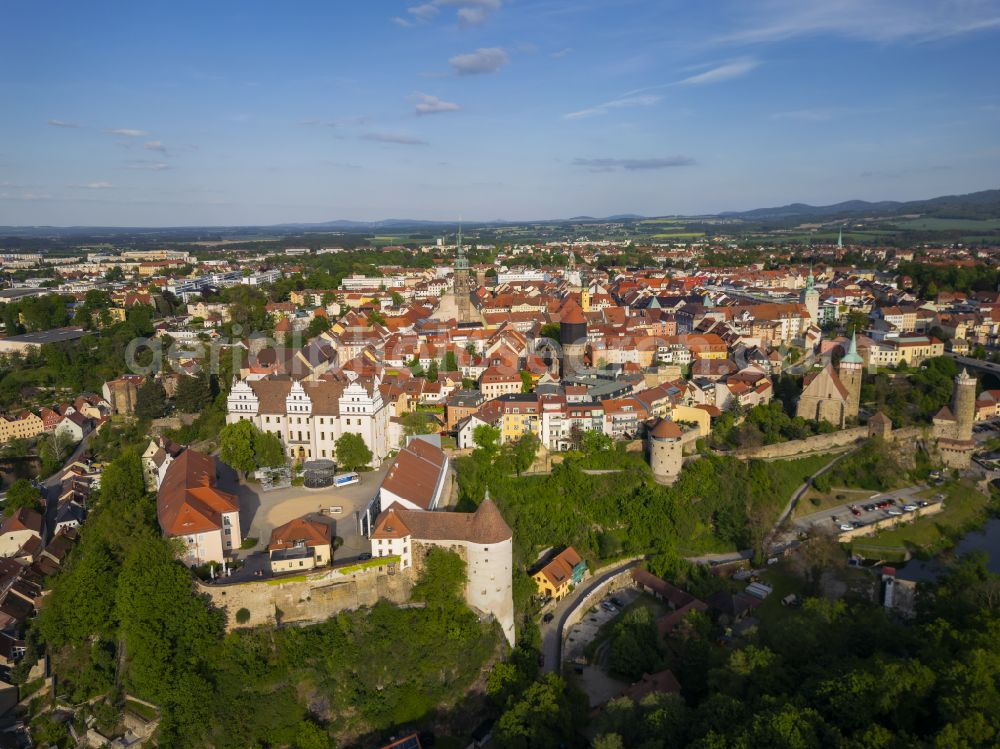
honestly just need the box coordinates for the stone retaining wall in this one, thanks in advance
[731,424,926,461]
[198,566,415,629]
[837,501,944,542]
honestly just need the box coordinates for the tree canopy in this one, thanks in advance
[334,432,372,472]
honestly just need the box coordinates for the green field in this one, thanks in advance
[891,217,1000,231]
[650,232,705,239]
[639,218,685,225]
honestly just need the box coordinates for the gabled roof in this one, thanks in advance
[157,450,238,537]
[380,439,448,510]
[0,508,43,537]
[370,498,511,545]
[535,547,583,589]
[268,516,332,551]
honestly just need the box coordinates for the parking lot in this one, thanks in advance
[792,485,940,536]
[563,587,640,666]
[235,462,391,564]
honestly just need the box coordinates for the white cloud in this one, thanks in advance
[125,160,170,171]
[771,109,834,122]
[362,132,428,145]
[144,140,168,154]
[677,58,759,85]
[715,0,1000,44]
[458,6,489,25]
[402,0,502,26]
[47,119,81,128]
[449,47,509,75]
[550,47,573,58]
[573,156,696,171]
[75,181,114,189]
[564,94,661,120]
[413,92,461,115]
[106,128,149,137]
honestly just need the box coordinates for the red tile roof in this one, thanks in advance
[157,450,238,537]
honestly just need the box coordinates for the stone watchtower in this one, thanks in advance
[559,299,588,379]
[838,331,864,422]
[953,367,976,442]
[647,417,683,485]
[868,411,892,440]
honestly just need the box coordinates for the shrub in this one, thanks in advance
[235,608,251,624]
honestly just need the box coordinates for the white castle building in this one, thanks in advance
[226,372,391,465]
[369,496,516,646]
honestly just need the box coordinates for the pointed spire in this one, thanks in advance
[841,330,864,365]
[837,227,844,249]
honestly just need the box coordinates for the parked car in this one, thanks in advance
[850,507,861,516]
[839,523,853,531]
[831,515,839,523]
[610,597,624,608]
[887,509,903,516]
[903,504,918,512]
[542,612,554,623]
[917,500,929,507]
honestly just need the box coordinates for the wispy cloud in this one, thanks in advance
[564,94,661,120]
[402,0,502,26]
[144,140,168,154]
[73,181,115,189]
[550,47,573,58]
[47,119,81,129]
[573,156,696,171]
[106,128,149,137]
[413,92,461,115]
[125,160,170,171]
[0,191,51,201]
[677,58,759,85]
[362,132,428,145]
[715,0,1000,45]
[299,116,371,128]
[449,47,509,75]
[771,108,834,122]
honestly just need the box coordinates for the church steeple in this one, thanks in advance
[837,227,844,250]
[841,330,864,365]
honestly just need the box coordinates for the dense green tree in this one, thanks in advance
[334,432,372,471]
[519,370,533,392]
[473,424,501,454]
[219,420,260,475]
[307,314,331,337]
[3,479,42,517]
[443,350,459,372]
[494,674,587,749]
[135,377,168,421]
[174,372,212,413]
[254,429,285,468]
[426,358,439,382]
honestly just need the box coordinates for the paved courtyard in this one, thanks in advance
[235,462,392,564]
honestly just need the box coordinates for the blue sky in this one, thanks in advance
[2,0,999,226]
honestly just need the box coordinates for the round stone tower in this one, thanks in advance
[648,417,683,485]
[953,367,976,442]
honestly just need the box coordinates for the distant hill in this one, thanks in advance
[719,189,1000,222]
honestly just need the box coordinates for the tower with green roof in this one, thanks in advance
[800,268,819,327]
[839,331,864,421]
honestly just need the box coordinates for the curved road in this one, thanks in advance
[540,558,641,674]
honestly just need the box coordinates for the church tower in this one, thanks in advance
[800,268,819,328]
[838,331,864,422]
[453,224,473,323]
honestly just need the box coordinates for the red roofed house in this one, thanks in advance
[157,450,242,565]
[0,508,43,558]
[532,546,586,600]
[378,437,450,512]
[267,515,334,573]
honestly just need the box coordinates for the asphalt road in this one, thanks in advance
[540,558,640,674]
[41,431,96,543]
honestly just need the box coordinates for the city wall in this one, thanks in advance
[198,566,415,629]
[730,425,925,461]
